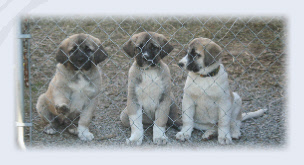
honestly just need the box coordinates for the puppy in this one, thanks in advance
[36,33,108,141]
[176,38,267,145]
[120,32,181,145]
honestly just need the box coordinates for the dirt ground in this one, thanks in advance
[21,16,286,149]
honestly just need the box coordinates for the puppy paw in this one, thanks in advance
[126,128,144,145]
[202,130,215,141]
[78,126,94,141]
[176,132,191,141]
[43,124,57,135]
[55,104,70,115]
[218,133,233,145]
[231,130,241,140]
[126,136,143,146]
[68,127,78,135]
[152,126,167,145]
[78,131,94,141]
[153,135,168,145]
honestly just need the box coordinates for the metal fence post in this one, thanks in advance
[16,18,26,149]
[16,18,31,150]
[22,16,284,147]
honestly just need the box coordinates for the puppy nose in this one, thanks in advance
[178,63,184,68]
[77,57,86,62]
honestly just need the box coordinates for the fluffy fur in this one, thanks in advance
[120,32,181,145]
[36,33,108,141]
[176,38,267,144]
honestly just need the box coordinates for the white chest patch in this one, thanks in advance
[135,70,164,116]
[68,74,95,111]
[184,68,230,124]
[68,74,91,92]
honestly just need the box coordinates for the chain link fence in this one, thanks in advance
[20,15,286,148]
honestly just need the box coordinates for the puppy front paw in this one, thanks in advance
[55,104,70,115]
[231,130,241,140]
[176,132,191,141]
[126,128,144,145]
[153,136,168,145]
[78,126,94,141]
[126,135,143,146]
[152,126,168,145]
[218,132,233,145]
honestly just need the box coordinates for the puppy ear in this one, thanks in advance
[204,42,222,67]
[56,44,68,64]
[159,37,173,59]
[123,39,136,57]
[88,35,108,65]
[93,45,108,65]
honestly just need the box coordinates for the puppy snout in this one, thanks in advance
[178,55,188,68]
[178,63,184,68]
[77,56,87,63]
[143,52,149,59]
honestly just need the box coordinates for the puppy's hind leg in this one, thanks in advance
[120,107,130,127]
[43,121,60,135]
[230,92,242,140]
[36,94,60,134]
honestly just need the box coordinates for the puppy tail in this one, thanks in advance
[241,108,268,121]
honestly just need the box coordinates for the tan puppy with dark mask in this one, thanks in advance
[36,33,108,141]
[120,32,181,145]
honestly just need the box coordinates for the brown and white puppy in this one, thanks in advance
[120,32,181,145]
[176,38,267,145]
[36,33,108,141]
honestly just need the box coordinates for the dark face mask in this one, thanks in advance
[186,49,201,72]
[69,45,93,70]
[135,42,161,67]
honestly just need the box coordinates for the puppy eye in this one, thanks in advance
[85,46,92,52]
[70,46,77,53]
[136,47,142,51]
[151,44,159,51]
[192,54,201,59]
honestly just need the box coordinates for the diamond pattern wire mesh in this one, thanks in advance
[21,15,286,148]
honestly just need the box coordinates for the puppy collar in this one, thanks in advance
[198,65,220,78]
